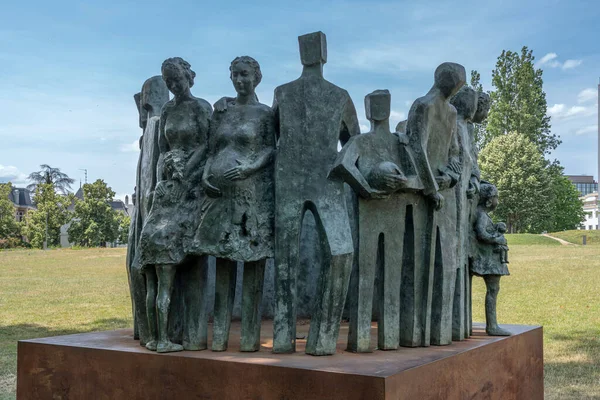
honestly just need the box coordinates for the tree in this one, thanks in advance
[546,164,585,231]
[483,47,560,154]
[21,183,73,248]
[117,213,131,244]
[479,132,552,233]
[469,70,488,149]
[68,179,120,247]
[27,164,75,194]
[0,183,20,239]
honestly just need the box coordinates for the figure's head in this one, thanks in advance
[479,181,499,211]
[229,56,262,97]
[395,120,408,134]
[132,186,137,206]
[434,62,466,99]
[161,57,195,97]
[473,91,491,123]
[365,90,391,122]
[450,86,478,120]
[140,76,169,120]
[298,31,327,66]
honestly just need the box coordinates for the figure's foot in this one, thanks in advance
[156,341,184,353]
[486,325,512,336]
[145,340,157,351]
[183,342,206,351]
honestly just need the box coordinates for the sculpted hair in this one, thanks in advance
[162,57,196,88]
[476,91,491,114]
[479,181,498,205]
[450,86,478,119]
[230,56,262,87]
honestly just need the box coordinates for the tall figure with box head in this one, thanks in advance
[405,62,465,346]
[272,31,360,356]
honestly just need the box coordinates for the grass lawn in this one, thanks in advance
[1,239,599,399]
[550,229,600,246]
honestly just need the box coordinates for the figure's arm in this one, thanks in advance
[201,113,221,197]
[407,103,438,196]
[272,94,281,145]
[475,211,505,245]
[441,123,461,189]
[252,110,277,172]
[186,102,213,183]
[156,105,170,182]
[329,138,381,199]
[340,95,361,145]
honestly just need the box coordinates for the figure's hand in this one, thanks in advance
[214,97,229,112]
[496,236,507,246]
[382,172,408,192]
[155,183,166,198]
[202,175,222,197]
[224,160,253,181]
[366,188,389,200]
[436,172,451,190]
[466,182,476,199]
[427,192,445,210]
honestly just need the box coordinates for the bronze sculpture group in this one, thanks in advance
[127,31,510,356]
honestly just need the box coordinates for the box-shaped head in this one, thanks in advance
[365,90,391,121]
[298,31,327,66]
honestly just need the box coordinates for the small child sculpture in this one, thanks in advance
[471,182,511,336]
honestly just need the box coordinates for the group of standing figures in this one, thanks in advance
[126,31,510,356]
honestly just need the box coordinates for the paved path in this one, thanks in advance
[541,233,575,246]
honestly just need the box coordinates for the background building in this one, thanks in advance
[566,175,598,197]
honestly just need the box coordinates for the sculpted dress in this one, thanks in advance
[471,210,510,277]
[192,101,275,261]
[137,98,211,268]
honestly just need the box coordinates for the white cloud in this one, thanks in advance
[575,125,598,135]
[0,165,29,186]
[562,59,583,70]
[548,103,597,120]
[390,110,406,121]
[359,123,370,133]
[537,53,559,67]
[536,53,583,70]
[578,88,597,104]
[120,140,140,153]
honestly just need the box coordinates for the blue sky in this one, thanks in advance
[1,0,598,200]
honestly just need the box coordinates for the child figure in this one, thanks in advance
[471,182,511,336]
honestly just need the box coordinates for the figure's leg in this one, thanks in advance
[378,207,404,351]
[273,207,301,354]
[182,255,209,351]
[132,263,149,345]
[484,275,511,336]
[155,264,183,353]
[144,269,158,351]
[452,264,466,341]
[347,221,377,353]
[212,258,237,351]
[240,259,266,352]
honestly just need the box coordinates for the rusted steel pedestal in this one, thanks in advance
[18,322,543,400]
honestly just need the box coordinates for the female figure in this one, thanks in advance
[195,56,275,352]
[137,57,212,353]
[471,182,511,336]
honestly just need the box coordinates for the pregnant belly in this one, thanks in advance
[208,149,250,188]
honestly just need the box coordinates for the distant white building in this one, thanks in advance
[579,192,599,230]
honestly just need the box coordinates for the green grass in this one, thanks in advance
[1,239,599,399]
[550,229,600,246]
[505,233,561,246]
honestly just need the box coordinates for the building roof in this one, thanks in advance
[8,187,35,208]
[566,175,596,184]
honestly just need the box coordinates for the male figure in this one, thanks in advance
[405,62,465,346]
[450,86,479,341]
[129,76,169,344]
[273,31,360,355]
[331,90,424,352]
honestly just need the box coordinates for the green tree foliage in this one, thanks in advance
[0,183,20,239]
[117,213,131,244]
[546,164,586,231]
[484,47,560,154]
[27,164,75,194]
[68,179,120,247]
[21,183,73,248]
[479,132,552,233]
[469,70,488,149]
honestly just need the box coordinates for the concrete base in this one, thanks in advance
[18,322,543,400]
